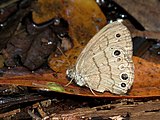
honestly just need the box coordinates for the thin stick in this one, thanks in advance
[123,20,160,41]
[132,30,160,40]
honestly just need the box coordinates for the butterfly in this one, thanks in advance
[66,21,134,95]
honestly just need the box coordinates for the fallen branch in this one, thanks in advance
[44,100,160,120]
[123,20,160,40]
[132,30,160,40]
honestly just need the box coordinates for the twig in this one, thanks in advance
[43,100,160,120]
[0,109,20,118]
[132,30,160,40]
[123,20,160,41]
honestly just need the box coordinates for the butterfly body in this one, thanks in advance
[66,21,134,95]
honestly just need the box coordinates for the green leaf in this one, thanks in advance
[47,82,65,92]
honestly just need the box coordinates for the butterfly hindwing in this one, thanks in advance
[68,21,134,95]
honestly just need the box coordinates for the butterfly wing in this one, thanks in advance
[75,21,134,94]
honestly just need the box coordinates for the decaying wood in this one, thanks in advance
[43,100,160,120]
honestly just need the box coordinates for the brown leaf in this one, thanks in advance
[0,56,159,98]
[32,0,107,45]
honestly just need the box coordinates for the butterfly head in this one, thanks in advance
[66,67,76,79]
[66,67,86,86]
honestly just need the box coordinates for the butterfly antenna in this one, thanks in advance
[65,78,74,86]
[57,46,71,66]
[56,46,75,87]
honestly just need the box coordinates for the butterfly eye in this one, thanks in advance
[121,83,126,87]
[114,50,121,56]
[121,73,128,80]
[116,33,121,38]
